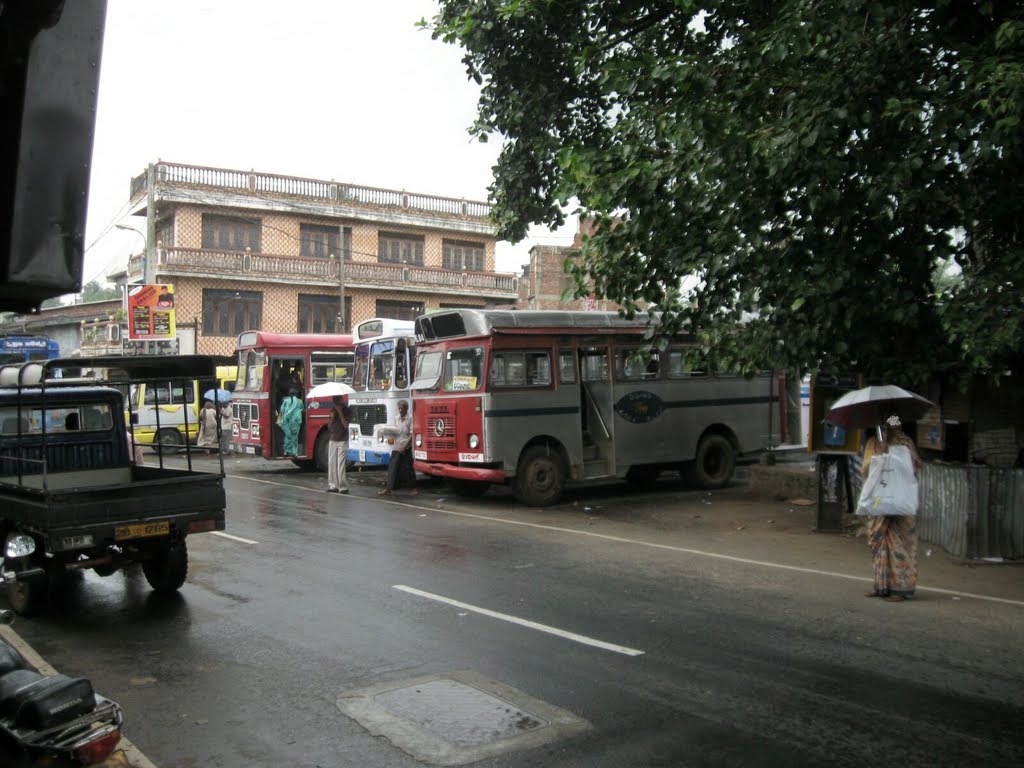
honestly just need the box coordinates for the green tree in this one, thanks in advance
[79,280,122,303]
[428,1,1024,383]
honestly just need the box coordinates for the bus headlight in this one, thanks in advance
[415,434,422,447]
[468,434,479,449]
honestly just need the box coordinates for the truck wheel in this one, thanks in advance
[447,478,490,498]
[152,428,183,453]
[514,444,566,507]
[685,434,735,489]
[143,540,188,593]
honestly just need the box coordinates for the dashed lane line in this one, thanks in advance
[393,584,644,657]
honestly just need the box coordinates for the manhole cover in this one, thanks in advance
[338,670,590,765]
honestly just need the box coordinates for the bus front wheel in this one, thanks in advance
[686,434,735,489]
[514,445,566,507]
[152,428,183,453]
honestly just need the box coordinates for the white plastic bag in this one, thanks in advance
[856,444,919,516]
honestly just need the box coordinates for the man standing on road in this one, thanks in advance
[327,395,349,494]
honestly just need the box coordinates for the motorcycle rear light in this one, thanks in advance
[74,728,121,764]
[187,519,217,533]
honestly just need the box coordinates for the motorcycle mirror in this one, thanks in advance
[4,534,36,559]
[0,609,13,626]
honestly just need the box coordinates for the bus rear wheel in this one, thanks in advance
[685,434,735,489]
[514,445,566,507]
[314,431,330,472]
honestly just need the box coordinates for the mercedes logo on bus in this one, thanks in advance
[434,419,446,437]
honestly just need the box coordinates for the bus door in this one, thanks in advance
[270,357,304,458]
[578,345,615,474]
[611,347,665,465]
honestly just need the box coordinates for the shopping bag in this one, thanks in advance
[856,444,919,516]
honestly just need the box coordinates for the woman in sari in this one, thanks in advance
[861,413,922,602]
[277,389,304,457]
[196,400,219,452]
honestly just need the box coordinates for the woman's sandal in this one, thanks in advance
[378,489,391,496]
[884,595,907,602]
[865,591,882,598]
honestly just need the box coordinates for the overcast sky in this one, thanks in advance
[82,0,576,287]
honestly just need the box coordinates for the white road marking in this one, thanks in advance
[393,584,645,657]
[224,475,1024,608]
[211,531,258,545]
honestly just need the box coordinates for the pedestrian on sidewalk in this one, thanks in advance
[379,399,416,496]
[861,412,921,602]
[327,394,350,494]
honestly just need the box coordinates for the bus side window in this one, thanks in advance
[558,351,576,384]
[395,339,408,389]
[668,348,708,378]
[526,352,551,386]
[580,350,608,382]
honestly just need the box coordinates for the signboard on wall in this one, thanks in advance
[808,373,864,454]
[126,284,176,340]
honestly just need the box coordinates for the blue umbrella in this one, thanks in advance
[203,388,233,404]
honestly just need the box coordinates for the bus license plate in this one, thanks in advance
[245,445,256,454]
[359,450,366,462]
[115,521,170,541]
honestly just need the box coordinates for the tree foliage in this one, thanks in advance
[79,280,121,303]
[428,0,1024,383]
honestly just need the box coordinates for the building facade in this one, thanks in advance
[121,162,520,356]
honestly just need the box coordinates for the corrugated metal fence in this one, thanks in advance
[918,464,1024,560]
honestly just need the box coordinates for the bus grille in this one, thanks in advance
[233,403,256,428]
[426,415,455,451]
[351,404,387,436]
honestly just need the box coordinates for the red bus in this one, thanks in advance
[411,309,783,506]
[229,331,354,469]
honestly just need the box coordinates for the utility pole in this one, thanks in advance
[145,163,156,285]
[330,251,346,333]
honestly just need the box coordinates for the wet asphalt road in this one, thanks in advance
[5,457,1024,768]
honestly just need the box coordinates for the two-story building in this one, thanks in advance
[119,161,520,356]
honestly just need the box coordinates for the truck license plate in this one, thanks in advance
[115,521,170,541]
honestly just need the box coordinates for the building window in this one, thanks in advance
[442,240,484,271]
[378,232,424,265]
[155,216,174,247]
[298,294,350,333]
[375,299,424,322]
[202,289,262,337]
[202,214,261,252]
[300,224,340,258]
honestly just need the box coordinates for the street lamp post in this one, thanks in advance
[329,252,346,333]
[115,223,147,283]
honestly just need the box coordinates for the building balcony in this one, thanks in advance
[129,162,494,235]
[127,247,519,300]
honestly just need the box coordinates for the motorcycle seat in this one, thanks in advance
[0,643,28,677]
[0,669,96,729]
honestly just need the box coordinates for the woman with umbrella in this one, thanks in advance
[860,411,922,602]
[827,385,931,602]
[277,388,304,458]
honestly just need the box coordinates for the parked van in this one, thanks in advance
[128,365,236,450]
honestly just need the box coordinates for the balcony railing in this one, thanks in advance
[137,247,518,296]
[131,162,493,221]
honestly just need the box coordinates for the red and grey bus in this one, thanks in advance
[410,309,784,506]
[230,331,354,469]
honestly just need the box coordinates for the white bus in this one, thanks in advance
[410,309,786,506]
[347,318,417,465]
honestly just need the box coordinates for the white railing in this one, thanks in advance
[130,162,493,222]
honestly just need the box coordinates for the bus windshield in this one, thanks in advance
[411,350,443,391]
[367,340,396,392]
[236,350,267,391]
[443,347,483,392]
